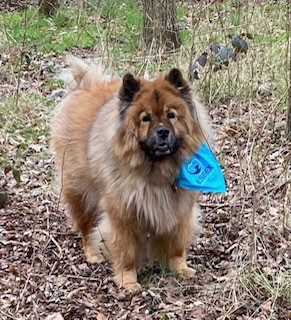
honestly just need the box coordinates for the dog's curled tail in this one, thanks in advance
[66,55,114,91]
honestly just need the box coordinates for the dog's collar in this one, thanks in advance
[175,143,226,193]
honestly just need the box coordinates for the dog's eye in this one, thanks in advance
[167,112,176,119]
[142,115,151,122]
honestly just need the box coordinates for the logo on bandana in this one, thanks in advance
[187,160,213,185]
[196,165,213,184]
[187,159,202,175]
[176,143,226,193]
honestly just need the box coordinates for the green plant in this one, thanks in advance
[190,33,253,82]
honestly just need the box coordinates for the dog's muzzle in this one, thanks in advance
[141,125,178,160]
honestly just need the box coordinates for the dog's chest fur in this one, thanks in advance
[112,175,193,233]
[88,101,194,233]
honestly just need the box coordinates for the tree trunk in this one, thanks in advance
[287,0,291,139]
[39,0,60,17]
[142,0,180,52]
[287,84,291,139]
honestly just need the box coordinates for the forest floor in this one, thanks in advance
[0,1,290,319]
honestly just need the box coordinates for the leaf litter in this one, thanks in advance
[0,48,290,319]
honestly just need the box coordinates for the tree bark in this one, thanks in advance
[287,0,291,139]
[39,0,60,17]
[142,0,180,52]
[287,83,291,140]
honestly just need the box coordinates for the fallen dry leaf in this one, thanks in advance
[46,312,64,320]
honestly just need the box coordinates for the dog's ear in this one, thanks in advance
[119,73,140,119]
[165,69,190,93]
[165,68,193,114]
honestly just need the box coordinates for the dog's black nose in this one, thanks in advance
[156,126,170,138]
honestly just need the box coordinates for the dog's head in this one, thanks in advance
[116,69,202,174]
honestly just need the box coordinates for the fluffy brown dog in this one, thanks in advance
[51,57,213,291]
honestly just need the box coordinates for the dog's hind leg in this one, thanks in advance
[63,185,104,263]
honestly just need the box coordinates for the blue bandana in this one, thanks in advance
[176,143,226,193]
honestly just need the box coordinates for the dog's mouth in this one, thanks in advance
[139,126,181,161]
[153,142,172,157]
[140,139,179,161]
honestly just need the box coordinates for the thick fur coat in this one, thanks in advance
[51,56,214,291]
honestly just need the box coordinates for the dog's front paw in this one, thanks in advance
[114,271,141,292]
[84,244,105,264]
[168,256,196,279]
[122,282,142,292]
[86,252,105,264]
[175,266,196,278]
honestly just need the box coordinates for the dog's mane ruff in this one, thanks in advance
[87,99,197,234]
[66,55,114,91]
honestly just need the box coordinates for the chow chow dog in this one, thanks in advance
[51,56,213,291]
